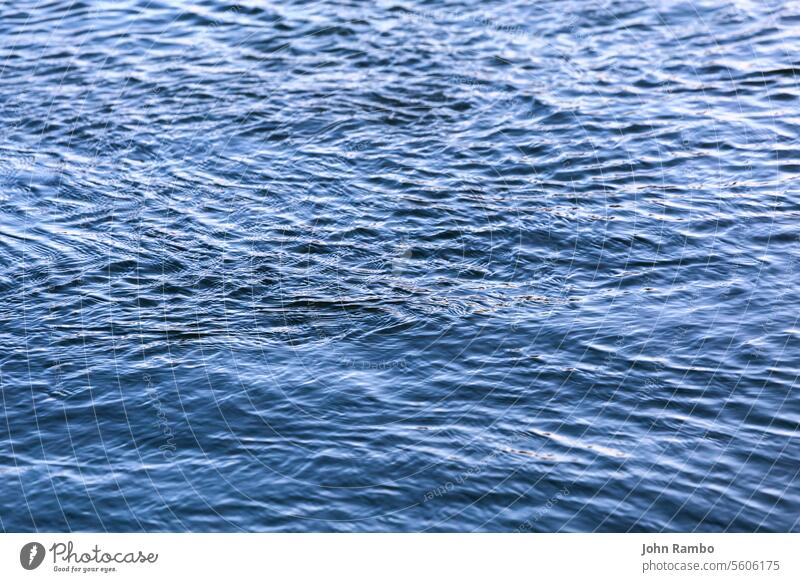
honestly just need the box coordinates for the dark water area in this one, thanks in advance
[0,0,798,532]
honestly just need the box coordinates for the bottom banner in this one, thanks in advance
[1,533,795,581]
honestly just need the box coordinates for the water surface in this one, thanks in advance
[1,0,799,531]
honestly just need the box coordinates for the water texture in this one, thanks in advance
[0,0,798,532]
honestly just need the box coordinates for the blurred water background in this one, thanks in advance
[0,0,798,531]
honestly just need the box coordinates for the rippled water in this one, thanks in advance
[1,0,798,532]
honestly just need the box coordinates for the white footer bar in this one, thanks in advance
[1,533,796,581]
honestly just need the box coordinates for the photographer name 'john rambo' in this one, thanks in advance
[641,542,715,557]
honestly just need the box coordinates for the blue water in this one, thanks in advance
[1,0,798,532]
